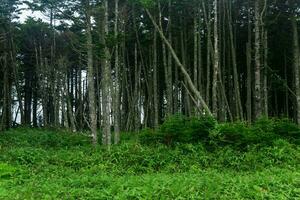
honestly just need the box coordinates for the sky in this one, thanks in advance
[18,3,47,23]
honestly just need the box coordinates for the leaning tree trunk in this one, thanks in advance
[146,9,212,116]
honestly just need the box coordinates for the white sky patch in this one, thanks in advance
[18,3,48,23]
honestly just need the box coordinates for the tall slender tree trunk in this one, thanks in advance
[246,0,252,122]
[158,3,170,117]
[212,0,219,117]
[198,8,203,101]
[227,0,243,120]
[254,0,262,119]
[134,43,141,131]
[167,0,173,115]
[100,0,112,146]
[284,53,289,117]
[292,18,300,124]
[193,15,200,113]
[1,55,11,130]
[202,1,211,107]
[114,0,121,144]
[180,23,191,116]
[263,29,268,117]
[85,0,98,145]
[153,27,159,127]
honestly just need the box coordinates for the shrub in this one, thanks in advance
[273,118,300,139]
[159,114,187,145]
[139,128,163,145]
[212,122,251,147]
[181,115,216,143]
[212,119,278,148]
[140,114,216,145]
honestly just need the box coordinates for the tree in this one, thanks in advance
[84,0,98,145]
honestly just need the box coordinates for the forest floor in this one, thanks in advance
[0,128,299,199]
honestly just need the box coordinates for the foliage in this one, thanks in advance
[140,116,300,147]
[273,118,300,139]
[0,163,17,179]
[0,127,299,199]
[212,120,277,148]
[0,128,90,148]
[140,114,216,145]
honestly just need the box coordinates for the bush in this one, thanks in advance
[159,114,187,145]
[140,114,216,145]
[273,118,300,139]
[139,128,163,145]
[212,122,251,147]
[212,119,279,148]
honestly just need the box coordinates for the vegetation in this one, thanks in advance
[0,117,300,199]
[1,0,300,198]
[1,0,300,146]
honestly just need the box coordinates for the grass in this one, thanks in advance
[0,128,300,199]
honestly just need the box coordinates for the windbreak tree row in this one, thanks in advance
[0,0,300,145]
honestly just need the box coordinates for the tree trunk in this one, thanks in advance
[212,0,219,117]
[246,0,252,122]
[146,9,212,116]
[227,0,243,120]
[292,18,300,124]
[85,0,98,145]
[153,25,159,127]
[100,0,112,146]
[263,29,268,117]
[114,0,121,144]
[254,0,262,119]
[167,0,173,115]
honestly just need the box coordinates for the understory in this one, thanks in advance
[0,122,300,199]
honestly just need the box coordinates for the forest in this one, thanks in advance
[0,0,300,199]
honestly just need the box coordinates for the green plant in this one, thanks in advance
[0,128,299,199]
[0,163,17,179]
[274,118,300,140]
[146,114,217,145]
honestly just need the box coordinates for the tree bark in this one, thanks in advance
[212,0,219,117]
[254,0,262,119]
[246,0,252,122]
[292,18,300,124]
[114,0,121,144]
[85,0,98,145]
[153,26,159,127]
[100,0,112,146]
[227,0,243,120]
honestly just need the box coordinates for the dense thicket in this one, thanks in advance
[1,0,300,145]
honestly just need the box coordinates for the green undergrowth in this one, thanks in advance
[0,121,300,199]
[140,115,300,147]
